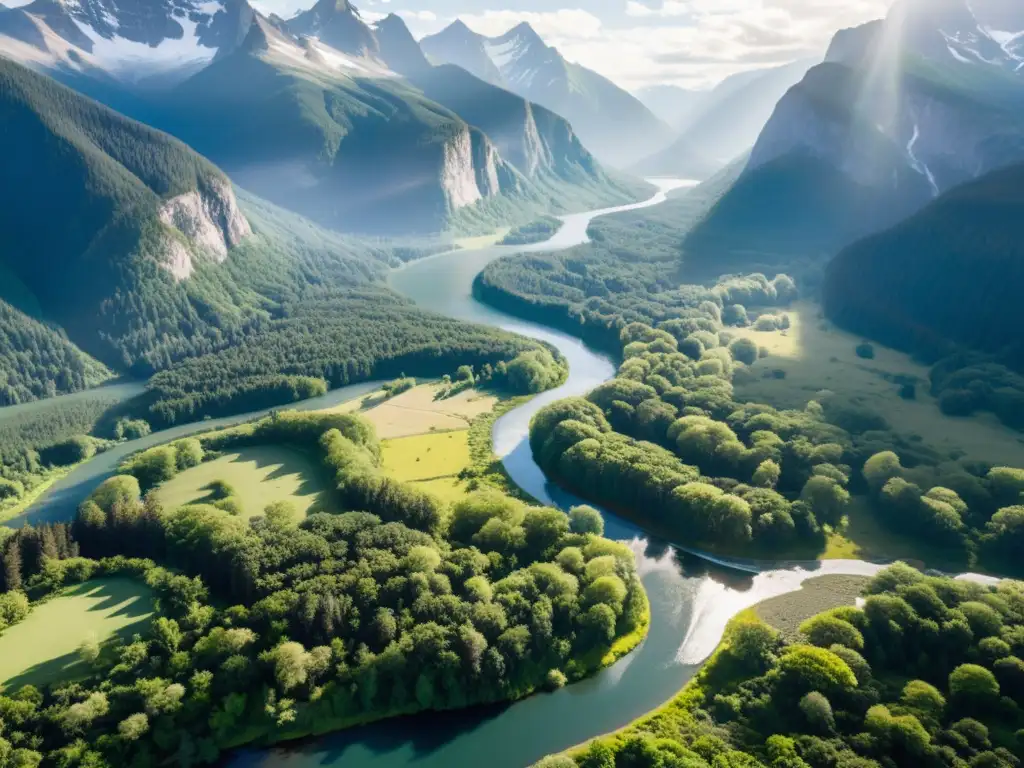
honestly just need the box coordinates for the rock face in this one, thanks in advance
[0,0,253,84]
[749,0,1024,208]
[157,177,252,278]
[687,0,1024,261]
[420,20,672,168]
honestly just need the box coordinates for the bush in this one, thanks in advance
[723,305,749,327]
[42,435,96,467]
[855,342,875,360]
[114,419,151,441]
[728,338,759,366]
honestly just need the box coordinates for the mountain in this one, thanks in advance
[0,0,254,86]
[631,60,815,179]
[824,161,1024,366]
[0,1,640,234]
[0,56,251,374]
[420,20,674,168]
[634,83,708,128]
[682,0,1024,271]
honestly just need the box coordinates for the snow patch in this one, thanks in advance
[72,13,217,81]
[907,122,939,197]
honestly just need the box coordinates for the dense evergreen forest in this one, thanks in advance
[825,162,1024,429]
[0,411,646,765]
[528,285,1024,572]
[541,563,1024,768]
[499,217,564,246]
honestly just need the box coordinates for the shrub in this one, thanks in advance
[723,305,749,327]
[949,664,1000,708]
[728,338,759,366]
[855,342,875,360]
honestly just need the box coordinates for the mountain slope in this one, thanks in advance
[824,161,1024,365]
[684,0,1024,269]
[0,56,256,381]
[0,1,642,234]
[632,60,815,179]
[420,20,673,168]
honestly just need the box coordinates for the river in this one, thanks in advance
[228,180,900,768]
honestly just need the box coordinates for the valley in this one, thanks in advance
[1,1,1024,767]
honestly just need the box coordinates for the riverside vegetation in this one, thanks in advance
[526,271,1024,572]
[0,409,646,766]
[536,563,1024,768]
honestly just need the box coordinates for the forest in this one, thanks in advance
[0,410,646,766]
[539,563,1024,768]
[500,217,564,246]
[527,285,1024,571]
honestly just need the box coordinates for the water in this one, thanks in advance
[10,380,384,527]
[233,181,895,768]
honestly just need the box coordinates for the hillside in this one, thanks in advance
[824,161,1024,365]
[420,20,673,168]
[0,56,252,376]
[0,2,642,234]
[687,0,1024,268]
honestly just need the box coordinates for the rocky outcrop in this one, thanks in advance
[157,177,251,279]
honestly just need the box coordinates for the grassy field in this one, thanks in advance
[0,578,155,690]
[155,445,334,519]
[733,301,1024,467]
[752,575,870,640]
[322,383,498,439]
[382,431,472,482]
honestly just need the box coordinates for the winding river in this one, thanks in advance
[228,181,892,768]
[9,182,985,768]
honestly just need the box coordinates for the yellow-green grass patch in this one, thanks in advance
[155,445,334,519]
[733,301,1024,467]
[411,477,473,505]
[319,383,499,439]
[0,578,155,690]
[381,430,471,483]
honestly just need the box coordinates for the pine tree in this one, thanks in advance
[3,539,23,592]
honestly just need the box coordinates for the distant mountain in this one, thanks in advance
[683,0,1024,270]
[634,84,708,128]
[0,1,641,234]
[420,20,673,168]
[632,60,815,179]
[0,57,250,373]
[824,161,1024,365]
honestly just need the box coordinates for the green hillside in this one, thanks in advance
[824,161,1024,366]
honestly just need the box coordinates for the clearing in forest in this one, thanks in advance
[733,301,1024,467]
[382,430,472,483]
[323,383,498,439]
[751,575,870,640]
[155,445,332,519]
[0,578,155,690]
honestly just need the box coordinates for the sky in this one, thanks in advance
[253,0,897,89]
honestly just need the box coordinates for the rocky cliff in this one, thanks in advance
[157,177,252,278]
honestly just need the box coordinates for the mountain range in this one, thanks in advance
[0,0,643,233]
[419,20,674,169]
[683,0,1024,272]
[631,60,817,179]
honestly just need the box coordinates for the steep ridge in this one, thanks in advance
[0,0,640,234]
[684,0,1024,270]
[420,20,673,168]
[0,56,250,371]
[633,60,817,178]
[824,161,1024,365]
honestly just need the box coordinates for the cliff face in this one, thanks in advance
[748,0,1024,208]
[157,177,252,278]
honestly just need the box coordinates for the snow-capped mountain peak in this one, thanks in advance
[0,0,253,84]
